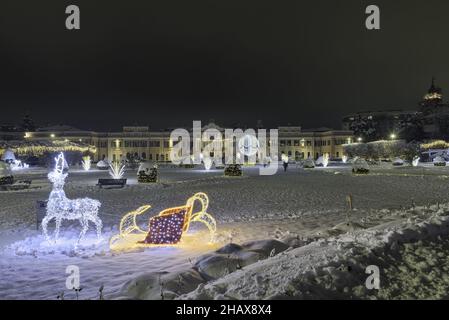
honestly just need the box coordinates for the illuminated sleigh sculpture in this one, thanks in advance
[109,192,216,250]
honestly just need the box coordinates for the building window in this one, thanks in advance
[142,152,146,159]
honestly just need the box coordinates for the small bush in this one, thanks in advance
[224,164,242,176]
[138,167,158,183]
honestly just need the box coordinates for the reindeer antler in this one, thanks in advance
[54,152,65,174]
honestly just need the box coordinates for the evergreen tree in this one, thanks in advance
[21,114,36,131]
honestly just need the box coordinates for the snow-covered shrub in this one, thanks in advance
[10,160,29,171]
[352,158,369,174]
[433,156,446,167]
[96,160,109,170]
[344,140,419,162]
[1,149,16,164]
[412,156,420,167]
[302,158,315,169]
[392,158,404,166]
[315,155,329,167]
[224,164,242,176]
[0,161,14,185]
[138,162,158,183]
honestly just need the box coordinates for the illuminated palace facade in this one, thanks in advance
[21,123,353,162]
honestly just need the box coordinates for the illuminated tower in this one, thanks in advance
[420,77,443,111]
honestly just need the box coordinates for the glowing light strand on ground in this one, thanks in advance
[42,152,102,247]
[109,192,216,250]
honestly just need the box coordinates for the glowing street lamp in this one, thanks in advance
[50,134,55,138]
[357,137,363,142]
[390,133,397,140]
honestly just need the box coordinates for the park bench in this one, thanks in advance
[0,179,32,191]
[97,178,127,188]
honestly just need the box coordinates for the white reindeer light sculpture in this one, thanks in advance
[42,153,102,247]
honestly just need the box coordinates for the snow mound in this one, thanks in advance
[179,205,449,300]
[114,239,289,299]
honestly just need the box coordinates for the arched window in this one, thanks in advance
[295,151,300,161]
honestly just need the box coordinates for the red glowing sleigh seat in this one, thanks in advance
[109,193,216,249]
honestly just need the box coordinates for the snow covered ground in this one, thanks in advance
[1,162,449,299]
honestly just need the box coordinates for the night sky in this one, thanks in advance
[1,0,449,131]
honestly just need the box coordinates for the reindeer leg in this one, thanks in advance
[92,214,103,242]
[41,215,53,243]
[54,217,62,243]
[76,218,89,248]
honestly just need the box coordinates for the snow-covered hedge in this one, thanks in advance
[344,140,419,162]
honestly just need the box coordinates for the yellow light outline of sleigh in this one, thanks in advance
[109,192,216,250]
